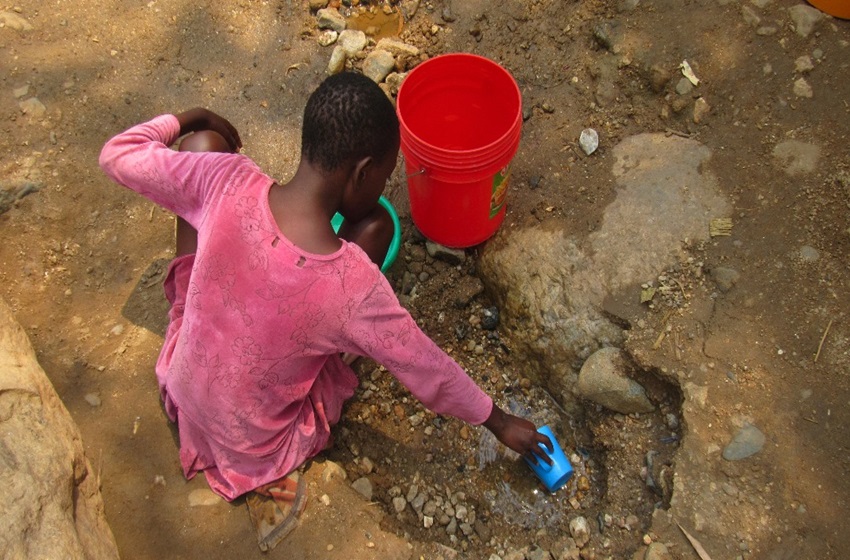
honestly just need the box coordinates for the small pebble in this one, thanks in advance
[579,128,599,155]
[793,78,813,98]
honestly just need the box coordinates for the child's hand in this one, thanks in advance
[175,108,242,152]
[482,404,553,466]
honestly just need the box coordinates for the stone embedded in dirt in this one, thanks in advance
[327,46,346,75]
[308,0,328,10]
[317,30,338,47]
[351,476,373,500]
[795,55,814,74]
[425,240,466,264]
[362,49,395,83]
[481,306,500,330]
[400,0,420,20]
[392,496,407,513]
[526,546,552,560]
[384,72,407,96]
[579,128,599,155]
[675,78,694,96]
[742,5,761,27]
[693,97,710,124]
[452,275,484,308]
[723,423,766,461]
[793,77,813,98]
[569,516,591,548]
[18,97,46,118]
[757,25,777,35]
[577,347,655,414]
[799,245,820,262]
[709,266,740,293]
[552,536,581,559]
[788,4,823,38]
[0,11,33,31]
[644,541,673,560]
[376,38,420,58]
[593,20,624,53]
[316,7,346,32]
[337,29,366,56]
[648,64,672,93]
[440,4,456,22]
[322,460,348,482]
[84,393,102,407]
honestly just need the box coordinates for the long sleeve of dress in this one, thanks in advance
[98,114,258,230]
[342,274,494,426]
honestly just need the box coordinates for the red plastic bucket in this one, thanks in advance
[397,54,522,248]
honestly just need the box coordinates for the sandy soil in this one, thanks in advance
[2,0,849,559]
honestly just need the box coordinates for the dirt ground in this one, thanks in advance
[2,0,849,559]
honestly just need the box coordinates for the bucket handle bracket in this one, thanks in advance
[405,167,426,178]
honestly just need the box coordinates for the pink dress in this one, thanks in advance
[99,115,493,501]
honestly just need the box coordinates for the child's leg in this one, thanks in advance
[175,131,236,256]
[336,203,393,267]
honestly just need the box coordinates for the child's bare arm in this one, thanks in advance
[483,403,553,465]
[175,108,242,152]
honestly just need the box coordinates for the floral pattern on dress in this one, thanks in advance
[99,115,493,501]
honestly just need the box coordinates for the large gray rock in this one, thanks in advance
[0,298,119,559]
[576,347,654,414]
[480,134,729,408]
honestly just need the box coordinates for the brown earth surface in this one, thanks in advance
[1,0,848,559]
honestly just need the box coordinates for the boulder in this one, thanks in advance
[479,134,729,409]
[0,298,119,559]
[576,347,655,414]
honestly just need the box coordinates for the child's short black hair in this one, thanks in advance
[301,72,400,173]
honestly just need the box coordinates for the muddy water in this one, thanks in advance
[346,9,401,40]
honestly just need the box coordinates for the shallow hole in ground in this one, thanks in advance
[326,337,683,558]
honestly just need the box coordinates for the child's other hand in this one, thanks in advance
[175,108,242,152]
[482,404,553,466]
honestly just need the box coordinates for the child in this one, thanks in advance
[99,72,551,540]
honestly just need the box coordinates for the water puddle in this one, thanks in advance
[345,8,402,40]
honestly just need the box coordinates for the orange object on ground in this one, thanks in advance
[808,0,850,19]
[246,471,308,551]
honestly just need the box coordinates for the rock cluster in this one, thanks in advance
[310,4,426,98]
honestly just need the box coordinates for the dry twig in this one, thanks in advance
[814,319,834,363]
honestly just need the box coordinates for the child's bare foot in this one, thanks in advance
[246,471,307,551]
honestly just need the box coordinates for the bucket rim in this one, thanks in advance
[401,128,520,182]
[400,118,521,162]
[397,53,522,158]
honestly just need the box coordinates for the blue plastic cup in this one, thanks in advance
[524,425,574,493]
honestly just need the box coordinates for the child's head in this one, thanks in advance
[301,72,400,173]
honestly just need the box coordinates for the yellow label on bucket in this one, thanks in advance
[490,166,510,218]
